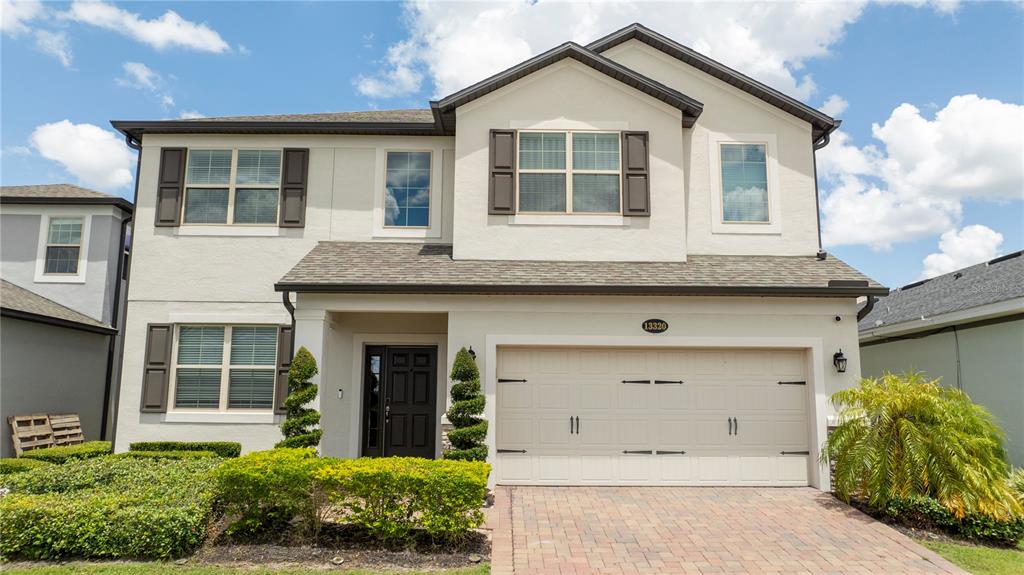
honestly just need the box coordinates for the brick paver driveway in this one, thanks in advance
[485,486,965,575]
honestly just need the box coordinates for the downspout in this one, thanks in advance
[107,133,143,450]
[812,121,840,255]
[856,295,876,322]
[99,211,131,440]
[282,291,296,356]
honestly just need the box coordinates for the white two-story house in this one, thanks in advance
[111,24,886,489]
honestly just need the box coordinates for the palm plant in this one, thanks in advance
[825,372,1022,520]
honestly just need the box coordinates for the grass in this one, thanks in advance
[0,564,490,575]
[919,540,1024,575]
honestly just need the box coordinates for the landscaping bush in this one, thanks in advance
[0,457,222,559]
[444,347,487,462]
[112,450,218,460]
[883,495,1024,546]
[277,347,322,448]
[19,441,111,464]
[129,441,241,458]
[316,457,490,543]
[825,372,1022,521]
[1010,468,1024,504]
[213,447,328,536]
[0,458,51,475]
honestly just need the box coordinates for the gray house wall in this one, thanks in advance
[861,317,1024,467]
[0,317,110,457]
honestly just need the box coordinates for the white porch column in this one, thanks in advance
[293,308,329,451]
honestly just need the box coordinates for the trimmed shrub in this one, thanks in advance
[129,441,241,458]
[883,495,1024,546]
[19,441,111,464]
[316,457,490,543]
[0,458,51,475]
[112,450,218,460]
[213,448,328,536]
[444,347,487,461]
[0,457,221,559]
[277,347,322,449]
[825,373,1021,521]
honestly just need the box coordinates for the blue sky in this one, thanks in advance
[1,1,1021,288]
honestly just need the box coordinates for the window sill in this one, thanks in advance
[163,411,279,424]
[509,214,626,227]
[33,274,86,284]
[174,226,282,237]
[710,221,782,235]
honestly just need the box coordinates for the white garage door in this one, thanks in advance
[495,347,810,486]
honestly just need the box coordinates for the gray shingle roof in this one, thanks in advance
[1,280,114,333]
[858,251,1024,332]
[1,184,133,212]
[190,109,435,123]
[276,242,886,296]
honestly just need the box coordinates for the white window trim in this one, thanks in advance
[373,146,443,239]
[167,324,278,414]
[34,214,90,284]
[182,148,282,227]
[708,132,781,235]
[516,130,622,216]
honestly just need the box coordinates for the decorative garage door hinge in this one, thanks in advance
[497,449,527,453]
[621,379,651,384]
[654,380,684,384]
[777,380,807,385]
[497,378,527,383]
[622,450,654,454]
[655,450,687,455]
[779,451,810,455]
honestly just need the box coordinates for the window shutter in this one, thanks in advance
[489,129,517,215]
[140,324,173,412]
[279,148,309,228]
[155,148,186,227]
[274,325,293,414]
[621,132,650,216]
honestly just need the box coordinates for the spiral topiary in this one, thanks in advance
[444,347,487,461]
[276,346,323,449]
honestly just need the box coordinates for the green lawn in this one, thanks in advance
[919,540,1024,575]
[0,564,489,575]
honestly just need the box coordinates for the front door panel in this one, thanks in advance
[361,345,437,459]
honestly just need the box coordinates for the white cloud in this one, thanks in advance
[819,94,848,117]
[117,61,176,109]
[178,110,204,119]
[354,1,959,101]
[30,120,135,190]
[33,29,72,67]
[920,225,1004,279]
[64,0,230,53]
[1,0,44,36]
[818,95,1024,250]
[1,145,31,157]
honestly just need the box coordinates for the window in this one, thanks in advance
[173,325,278,411]
[720,143,769,223]
[384,151,431,227]
[517,131,620,214]
[184,149,281,225]
[43,217,83,274]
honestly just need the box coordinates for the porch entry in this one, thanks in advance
[360,345,438,458]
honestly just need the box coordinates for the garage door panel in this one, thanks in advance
[578,383,615,410]
[694,417,732,448]
[655,419,694,449]
[694,351,729,375]
[536,416,573,448]
[535,382,571,410]
[616,419,651,448]
[775,385,808,413]
[578,350,613,374]
[734,384,772,411]
[615,350,648,373]
[497,382,532,410]
[617,384,651,410]
[535,350,570,373]
[692,384,730,411]
[537,456,571,481]
[774,419,809,449]
[576,417,615,448]
[497,415,533,448]
[654,385,689,410]
[655,350,689,375]
[772,351,805,377]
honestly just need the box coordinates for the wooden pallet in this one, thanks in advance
[49,414,85,446]
[8,414,54,456]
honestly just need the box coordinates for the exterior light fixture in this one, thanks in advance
[468,346,476,360]
[833,350,848,373]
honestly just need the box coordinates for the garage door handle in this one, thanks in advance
[575,416,580,434]
[622,379,651,384]
[728,417,734,435]
[622,450,653,454]
[570,416,575,435]
[654,380,684,384]
[734,418,738,435]
[780,451,809,455]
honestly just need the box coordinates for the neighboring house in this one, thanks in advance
[0,184,133,457]
[859,251,1024,466]
[110,23,886,490]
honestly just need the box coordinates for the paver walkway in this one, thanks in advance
[485,486,966,575]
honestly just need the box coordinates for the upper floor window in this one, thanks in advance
[184,149,281,225]
[720,143,769,223]
[172,325,278,411]
[44,217,83,274]
[384,151,431,228]
[518,131,621,214]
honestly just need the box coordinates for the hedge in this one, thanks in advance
[19,441,111,464]
[129,441,241,458]
[111,450,218,460]
[0,458,51,475]
[0,457,222,559]
[883,495,1024,546]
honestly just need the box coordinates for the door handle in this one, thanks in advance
[384,398,391,421]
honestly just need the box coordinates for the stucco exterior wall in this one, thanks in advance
[861,317,1024,466]
[603,40,820,257]
[1,317,110,457]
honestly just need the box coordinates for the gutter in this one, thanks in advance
[1,196,134,213]
[856,295,876,322]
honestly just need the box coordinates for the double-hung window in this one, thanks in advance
[720,142,769,223]
[184,149,282,225]
[517,131,621,214]
[173,325,278,411]
[43,217,83,274]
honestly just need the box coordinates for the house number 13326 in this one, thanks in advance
[642,319,669,334]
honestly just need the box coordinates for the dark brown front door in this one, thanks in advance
[361,345,437,458]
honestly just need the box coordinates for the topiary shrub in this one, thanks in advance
[276,347,322,449]
[444,347,487,461]
[129,441,241,458]
[825,372,1022,521]
[0,458,51,475]
[19,441,111,464]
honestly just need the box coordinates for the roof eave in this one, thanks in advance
[274,282,889,297]
[0,195,133,213]
[110,119,448,140]
[1,307,117,335]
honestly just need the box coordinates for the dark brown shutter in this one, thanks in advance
[279,148,309,227]
[274,325,293,414]
[489,130,516,215]
[140,324,173,412]
[155,148,186,227]
[621,132,650,216]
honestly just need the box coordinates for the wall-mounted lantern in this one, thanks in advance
[833,350,848,373]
